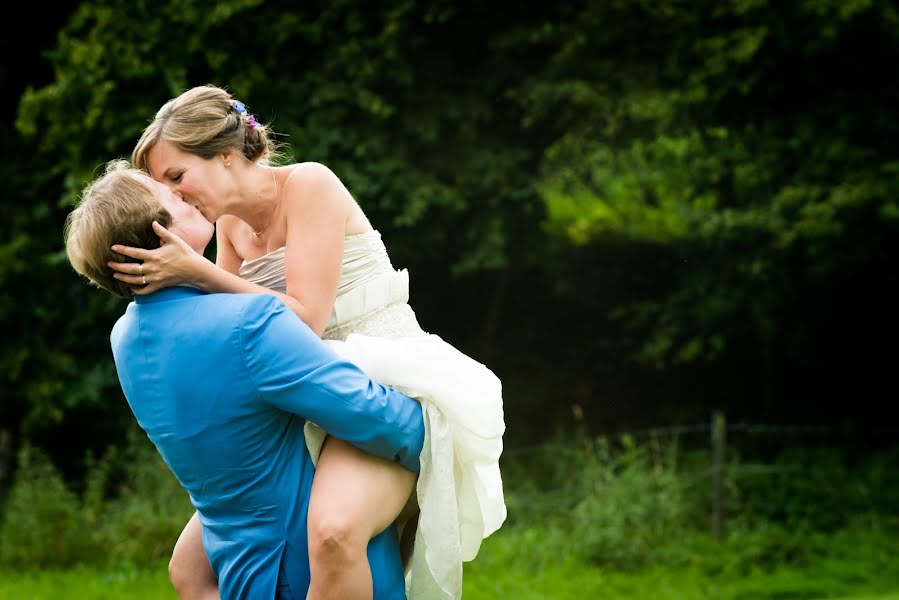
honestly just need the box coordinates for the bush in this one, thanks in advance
[0,445,94,569]
[1,425,896,575]
[499,431,899,572]
[0,427,192,570]
[501,431,702,569]
[571,434,698,568]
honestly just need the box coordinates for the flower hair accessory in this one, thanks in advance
[232,100,258,129]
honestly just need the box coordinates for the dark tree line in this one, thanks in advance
[2,1,897,481]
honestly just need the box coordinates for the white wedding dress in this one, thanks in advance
[239,230,507,599]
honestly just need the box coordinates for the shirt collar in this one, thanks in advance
[131,285,207,304]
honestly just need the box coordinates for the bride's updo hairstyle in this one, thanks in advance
[132,85,277,172]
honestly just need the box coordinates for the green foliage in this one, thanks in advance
[5,1,552,451]
[1,433,897,600]
[516,0,899,365]
[16,0,545,272]
[730,445,899,531]
[461,434,899,598]
[4,0,898,497]
[502,433,697,569]
[500,433,898,571]
[0,445,93,569]
[0,428,192,570]
[570,435,697,567]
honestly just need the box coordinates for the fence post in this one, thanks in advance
[711,411,726,542]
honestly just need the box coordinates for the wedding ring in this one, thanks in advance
[142,275,147,286]
[138,263,144,276]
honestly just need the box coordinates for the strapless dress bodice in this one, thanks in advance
[239,230,418,339]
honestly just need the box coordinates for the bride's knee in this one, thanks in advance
[308,512,367,567]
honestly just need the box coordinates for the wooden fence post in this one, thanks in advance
[711,411,726,541]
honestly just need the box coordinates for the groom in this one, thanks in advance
[64,161,423,599]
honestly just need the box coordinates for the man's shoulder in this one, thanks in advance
[192,293,300,344]
[111,292,305,362]
[193,291,284,312]
[229,292,290,321]
[109,293,286,344]
[169,290,287,316]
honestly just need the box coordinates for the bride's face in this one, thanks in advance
[146,139,230,224]
[140,175,214,254]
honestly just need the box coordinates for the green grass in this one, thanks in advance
[2,528,897,600]
[460,526,899,600]
[1,563,897,600]
[466,563,899,600]
[0,564,174,599]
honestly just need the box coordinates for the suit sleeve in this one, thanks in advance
[239,295,424,473]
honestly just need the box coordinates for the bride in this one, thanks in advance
[109,85,506,600]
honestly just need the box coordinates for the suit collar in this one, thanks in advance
[132,285,207,304]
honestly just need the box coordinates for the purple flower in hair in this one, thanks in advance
[232,100,258,128]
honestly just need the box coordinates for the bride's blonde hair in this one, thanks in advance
[132,85,279,173]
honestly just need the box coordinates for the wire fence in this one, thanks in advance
[503,417,899,457]
[500,412,898,541]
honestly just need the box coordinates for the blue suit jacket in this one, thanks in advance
[110,287,424,599]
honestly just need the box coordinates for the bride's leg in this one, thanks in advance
[306,437,416,600]
[169,511,220,600]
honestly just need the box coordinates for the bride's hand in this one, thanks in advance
[108,221,207,295]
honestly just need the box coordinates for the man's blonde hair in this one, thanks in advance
[64,160,172,298]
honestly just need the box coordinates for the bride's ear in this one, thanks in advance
[220,150,234,168]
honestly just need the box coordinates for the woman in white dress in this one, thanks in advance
[109,85,506,600]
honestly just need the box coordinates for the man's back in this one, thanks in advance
[111,286,415,599]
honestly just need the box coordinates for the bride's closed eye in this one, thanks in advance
[171,172,183,183]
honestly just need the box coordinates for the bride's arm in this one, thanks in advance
[109,223,315,329]
[108,163,353,337]
[279,162,349,337]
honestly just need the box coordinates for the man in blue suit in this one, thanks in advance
[65,160,423,599]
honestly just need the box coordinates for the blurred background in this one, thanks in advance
[1,1,898,598]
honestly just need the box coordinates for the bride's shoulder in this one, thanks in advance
[216,214,243,234]
[282,162,355,213]
[282,162,341,187]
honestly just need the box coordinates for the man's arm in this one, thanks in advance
[239,295,424,473]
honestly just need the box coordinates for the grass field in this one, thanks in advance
[2,564,897,600]
[2,529,897,600]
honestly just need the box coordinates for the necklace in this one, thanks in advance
[251,167,279,237]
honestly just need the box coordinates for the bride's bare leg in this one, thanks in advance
[169,512,220,600]
[306,437,416,600]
